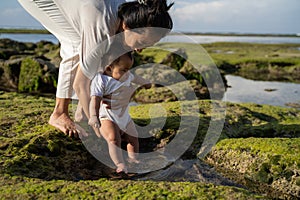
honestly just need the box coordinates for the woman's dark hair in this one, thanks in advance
[118,0,174,30]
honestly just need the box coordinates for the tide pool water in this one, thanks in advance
[223,75,300,108]
[1,33,300,44]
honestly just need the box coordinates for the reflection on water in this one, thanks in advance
[161,34,300,44]
[1,33,300,44]
[223,75,300,108]
[0,33,59,44]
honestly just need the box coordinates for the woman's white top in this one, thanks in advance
[54,0,126,79]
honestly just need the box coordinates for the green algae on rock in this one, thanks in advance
[206,138,300,199]
[222,103,300,138]
[0,175,263,200]
[18,57,58,93]
[0,92,266,199]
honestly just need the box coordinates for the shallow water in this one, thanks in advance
[1,33,300,44]
[0,33,59,44]
[223,75,300,108]
[161,34,300,44]
[2,34,299,108]
[134,159,244,188]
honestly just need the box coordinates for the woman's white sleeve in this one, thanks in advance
[78,2,113,80]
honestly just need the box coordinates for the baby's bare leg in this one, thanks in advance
[125,121,139,163]
[100,120,127,173]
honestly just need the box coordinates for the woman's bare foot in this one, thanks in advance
[49,112,88,138]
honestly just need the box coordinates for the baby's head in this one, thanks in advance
[105,52,133,80]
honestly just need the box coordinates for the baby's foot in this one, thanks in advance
[127,157,140,164]
[116,163,128,174]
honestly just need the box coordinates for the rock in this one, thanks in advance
[17,57,58,93]
[160,48,187,71]
[133,79,208,103]
[0,39,61,93]
[179,61,202,82]
[134,63,182,86]
[206,138,300,199]
[0,39,37,59]
[0,58,23,91]
[0,49,20,60]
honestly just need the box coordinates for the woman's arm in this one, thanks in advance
[73,66,92,118]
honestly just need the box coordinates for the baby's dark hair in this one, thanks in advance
[104,52,133,75]
[111,52,133,66]
[108,52,133,66]
[118,0,174,30]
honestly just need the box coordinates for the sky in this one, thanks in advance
[0,0,299,34]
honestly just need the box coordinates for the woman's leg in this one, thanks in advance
[100,120,127,173]
[18,0,82,137]
[50,41,81,137]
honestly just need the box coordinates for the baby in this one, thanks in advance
[89,52,151,176]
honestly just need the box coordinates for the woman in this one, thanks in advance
[18,0,173,137]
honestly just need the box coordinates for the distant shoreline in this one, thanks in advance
[0,28,49,34]
[1,28,299,38]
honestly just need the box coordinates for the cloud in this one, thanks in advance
[1,8,23,17]
[0,6,42,28]
[172,1,225,23]
[171,0,300,33]
[172,0,270,24]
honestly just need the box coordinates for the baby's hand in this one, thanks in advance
[88,115,100,128]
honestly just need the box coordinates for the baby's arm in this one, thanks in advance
[88,95,101,128]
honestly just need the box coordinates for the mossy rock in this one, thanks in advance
[0,92,110,180]
[206,138,300,199]
[133,80,207,103]
[160,48,187,71]
[0,38,28,52]
[1,92,299,198]
[132,51,155,66]
[179,61,203,83]
[222,103,300,138]
[0,175,262,199]
[0,58,23,91]
[0,49,19,60]
[0,39,37,59]
[155,42,300,83]
[0,92,264,199]
[18,57,58,93]
[35,41,60,59]
[133,63,182,86]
